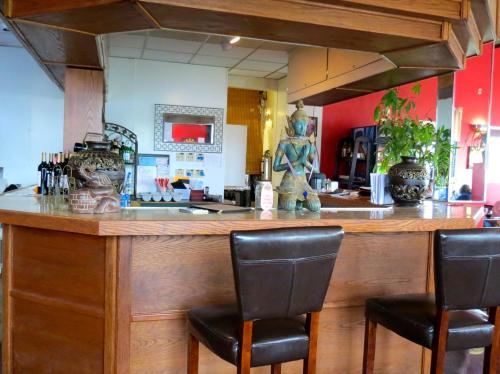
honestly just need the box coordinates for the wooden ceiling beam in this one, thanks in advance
[471,0,497,41]
[3,0,123,18]
[304,0,467,21]
[453,9,482,56]
[142,0,446,42]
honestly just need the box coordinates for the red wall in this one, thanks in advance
[454,42,493,200]
[487,45,500,204]
[320,78,437,177]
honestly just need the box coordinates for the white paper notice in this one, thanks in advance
[204,153,223,168]
[136,166,157,194]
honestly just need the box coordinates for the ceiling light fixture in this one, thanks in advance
[229,36,240,44]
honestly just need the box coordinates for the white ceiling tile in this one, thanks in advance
[190,55,240,67]
[142,49,193,63]
[266,72,287,79]
[146,36,201,54]
[198,43,254,59]
[229,69,270,78]
[235,60,284,72]
[108,33,145,49]
[248,49,288,63]
[109,46,143,58]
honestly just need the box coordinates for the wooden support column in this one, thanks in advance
[63,67,104,151]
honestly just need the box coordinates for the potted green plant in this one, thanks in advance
[432,127,455,201]
[374,84,435,205]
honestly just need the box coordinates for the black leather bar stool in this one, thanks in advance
[362,228,500,374]
[186,226,344,374]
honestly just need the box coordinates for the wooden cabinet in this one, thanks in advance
[287,47,395,104]
[327,48,382,80]
[287,47,328,94]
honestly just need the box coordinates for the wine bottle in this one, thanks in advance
[44,153,53,195]
[37,153,46,194]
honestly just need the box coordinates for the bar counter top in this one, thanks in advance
[0,193,483,374]
[0,194,481,235]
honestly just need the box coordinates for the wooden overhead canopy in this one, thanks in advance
[0,0,496,101]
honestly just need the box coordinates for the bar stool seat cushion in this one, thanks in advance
[187,304,309,367]
[366,293,494,351]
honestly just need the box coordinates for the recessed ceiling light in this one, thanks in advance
[229,36,240,44]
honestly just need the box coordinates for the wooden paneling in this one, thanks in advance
[385,41,464,69]
[46,64,66,88]
[3,225,13,374]
[64,68,104,151]
[11,226,106,310]
[104,237,118,374]
[325,232,429,307]
[453,10,482,56]
[22,2,153,34]
[4,0,470,94]
[299,87,369,106]
[5,226,108,374]
[12,298,104,374]
[343,67,451,92]
[472,0,497,41]
[131,235,235,315]
[143,2,441,53]
[143,0,445,41]
[130,306,422,374]
[116,237,133,374]
[309,0,466,20]
[131,233,428,315]
[227,88,263,174]
[327,49,382,80]
[4,0,121,18]
[288,47,328,93]
[13,21,101,66]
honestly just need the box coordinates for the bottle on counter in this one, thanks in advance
[37,152,48,194]
[120,172,132,208]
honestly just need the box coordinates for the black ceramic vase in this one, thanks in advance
[388,156,429,206]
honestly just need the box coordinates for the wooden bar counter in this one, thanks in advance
[0,195,481,374]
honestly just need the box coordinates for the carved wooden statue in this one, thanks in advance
[69,163,121,214]
[273,101,321,211]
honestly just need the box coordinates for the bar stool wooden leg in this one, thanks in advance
[271,363,282,374]
[362,318,377,374]
[303,311,320,374]
[187,333,199,374]
[237,320,253,374]
[483,307,500,374]
[430,310,449,374]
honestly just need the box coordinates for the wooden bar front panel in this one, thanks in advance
[129,232,429,373]
[5,226,108,374]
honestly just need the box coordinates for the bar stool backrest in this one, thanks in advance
[230,226,344,321]
[435,228,500,310]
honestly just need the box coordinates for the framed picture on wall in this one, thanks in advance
[154,104,224,153]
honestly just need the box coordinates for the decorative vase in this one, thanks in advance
[388,156,429,206]
[68,133,125,193]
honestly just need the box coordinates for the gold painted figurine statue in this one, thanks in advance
[69,163,121,214]
[273,100,321,211]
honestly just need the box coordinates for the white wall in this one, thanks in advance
[0,47,64,188]
[224,125,247,186]
[105,57,228,195]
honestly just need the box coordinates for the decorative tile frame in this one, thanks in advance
[154,104,224,153]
